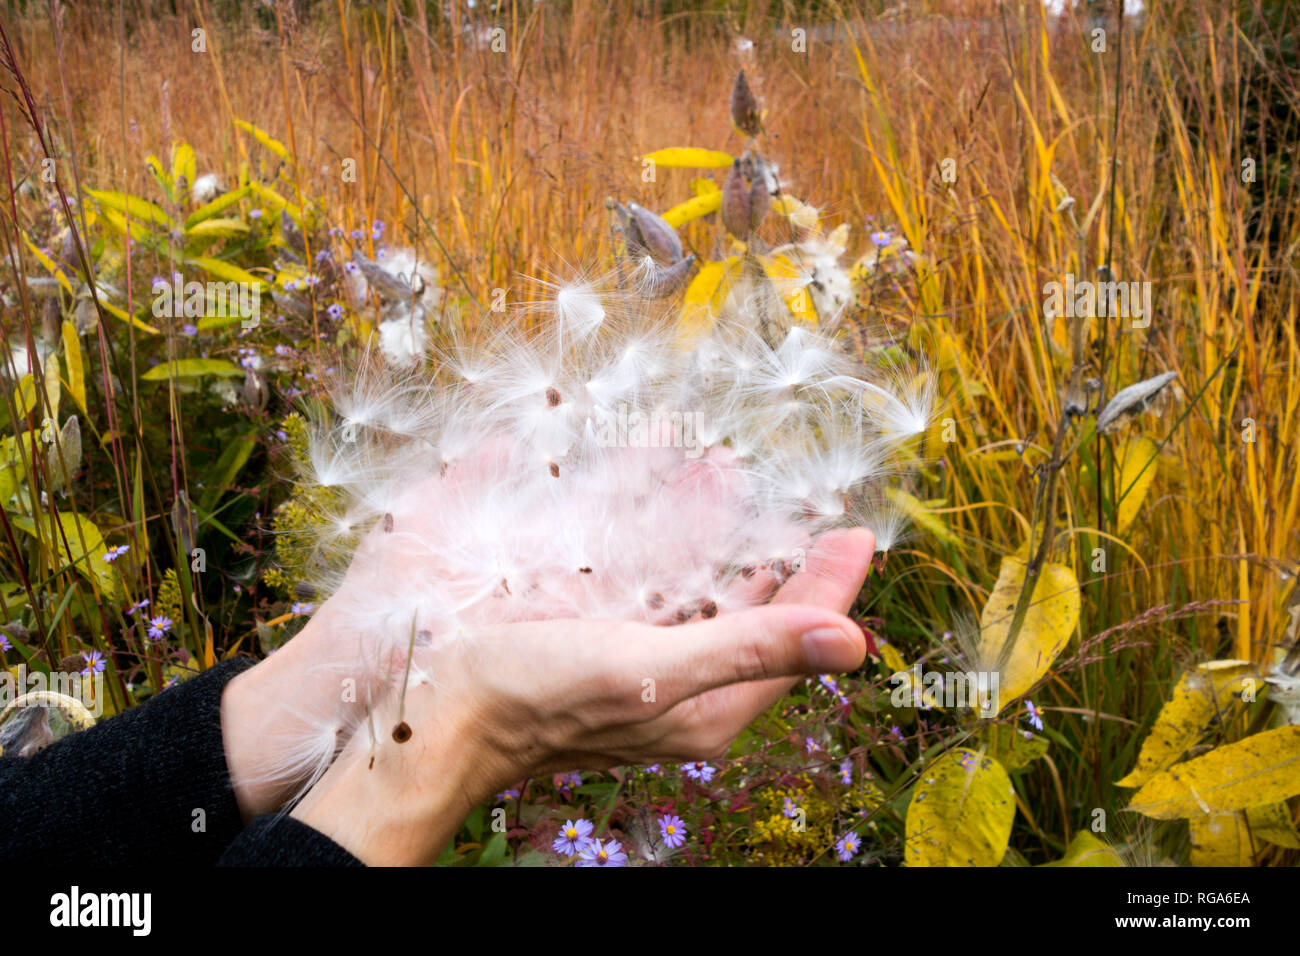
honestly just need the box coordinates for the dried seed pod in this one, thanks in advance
[638,253,697,299]
[730,69,762,138]
[1095,371,1178,434]
[722,160,751,240]
[748,178,771,233]
[353,251,415,300]
[626,202,683,264]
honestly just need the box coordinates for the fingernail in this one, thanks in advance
[801,627,850,670]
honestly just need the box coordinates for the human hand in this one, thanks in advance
[286,527,873,865]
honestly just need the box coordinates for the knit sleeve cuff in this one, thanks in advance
[217,814,365,866]
[0,656,258,866]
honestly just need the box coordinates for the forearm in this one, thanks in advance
[0,659,254,866]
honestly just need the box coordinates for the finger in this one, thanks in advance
[772,526,875,613]
[700,526,875,707]
[640,603,866,707]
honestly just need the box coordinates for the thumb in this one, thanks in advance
[648,603,866,704]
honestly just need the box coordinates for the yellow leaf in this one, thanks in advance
[171,142,197,192]
[185,217,250,239]
[11,512,121,599]
[689,177,719,197]
[186,185,251,229]
[1116,660,1256,788]
[760,254,817,327]
[661,191,722,229]
[642,148,734,169]
[20,232,75,295]
[885,487,958,545]
[187,256,267,289]
[84,188,173,229]
[879,642,908,674]
[13,374,37,419]
[904,749,1016,866]
[977,557,1080,707]
[1128,726,1300,819]
[61,321,87,416]
[1116,434,1159,533]
[1189,812,1254,866]
[246,181,301,224]
[1041,830,1124,867]
[235,119,292,163]
[1245,801,1300,849]
[675,260,727,343]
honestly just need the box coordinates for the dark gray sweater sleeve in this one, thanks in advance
[0,657,362,866]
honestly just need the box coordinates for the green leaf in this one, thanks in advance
[141,359,244,382]
[904,749,1016,866]
[199,429,257,513]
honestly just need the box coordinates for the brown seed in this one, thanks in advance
[579,567,593,574]
[647,592,664,610]
[546,386,561,407]
[382,512,394,532]
[549,462,560,477]
[700,600,718,619]
[392,721,413,743]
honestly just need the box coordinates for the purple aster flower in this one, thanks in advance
[80,650,106,676]
[839,759,853,785]
[1024,699,1044,732]
[552,818,594,857]
[805,736,821,754]
[0,632,11,652]
[683,761,715,783]
[127,598,150,617]
[370,220,385,240]
[349,229,364,241]
[496,788,520,802]
[577,838,627,867]
[290,602,315,616]
[147,616,173,641]
[870,230,892,248]
[327,303,344,321]
[643,763,661,775]
[835,831,862,862]
[888,724,903,742]
[249,208,263,220]
[182,323,198,336]
[102,544,129,564]
[658,814,686,849]
[782,795,802,819]
[960,751,977,771]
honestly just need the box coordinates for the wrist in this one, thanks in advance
[289,690,505,865]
